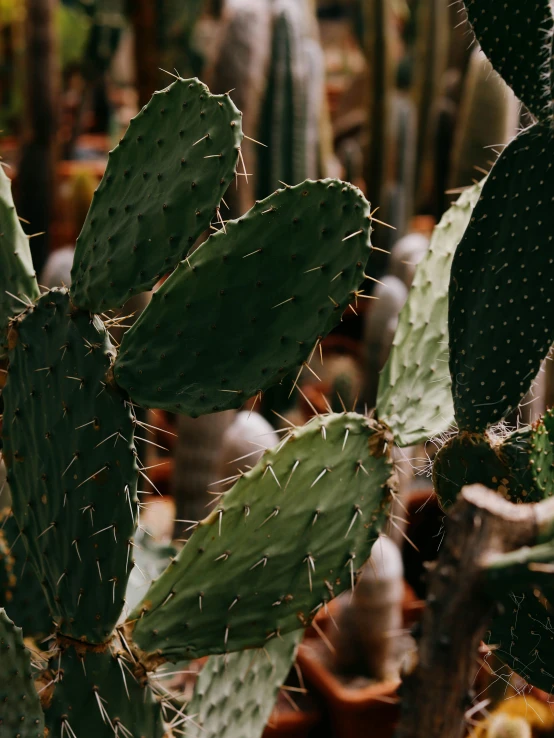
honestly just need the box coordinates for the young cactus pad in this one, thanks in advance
[2,290,138,643]
[126,413,393,662]
[377,181,483,446]
[70,78,243,313]
[449,127,554,432]
[186,632,302,738]
[0,166,39,358]
[0,609,45,738]
[465,0,554,124]
[114,180,373,415]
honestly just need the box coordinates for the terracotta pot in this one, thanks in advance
[263,693,321,738]
[297,640,400,738]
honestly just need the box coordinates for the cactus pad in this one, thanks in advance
[127,413,392,662]
[449,127,554,432]
[377,182,482,446]
[43,644,163,738]
[0,167,39,358]
[186,632,302,738]
[486,581,554,696]
[500,409,554,503]
[2,289,138,642]
[0,609,45,738]
[433,432,511,511]
[70,78,243,313]
[114,180,373,415]
[0,511,52,639]
[464,0,554,123]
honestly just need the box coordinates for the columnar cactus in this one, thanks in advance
[0,77,397,738]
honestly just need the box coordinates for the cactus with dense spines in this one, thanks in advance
[127,413,393,663]
[0,74,399,738]
[0,609,44,738]
[186,632,302,738]
[114,180,372,415]
[70,78,243,313]
[0,511,51,639]
[376,182,483,447]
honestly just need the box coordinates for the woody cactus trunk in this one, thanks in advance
[0,77,398,738]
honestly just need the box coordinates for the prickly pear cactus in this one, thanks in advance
[0,609,45,738]
[377,182,483,446]
[127,413,393,662]
[114,180,372,415]
[70,78,243,312]
[0,74,396,738]
[186,632,302,738]
[2,289,138,642]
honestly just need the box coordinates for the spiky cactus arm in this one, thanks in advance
[396,486,554,738]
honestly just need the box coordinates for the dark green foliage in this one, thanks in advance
[114,180,372,415]
[2,290,138,643]
[465,0,554,123]
[449,126,554,431]
[186,632,302,738]
[128,413,393,662]
[43,644,163,738]
[0,167,40,359]
[70,78,243,312]
[0,609,45,738]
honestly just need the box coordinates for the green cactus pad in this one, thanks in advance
[70,78,243,313]
[500,409,554,503]
[186,631,302,738]
[464,0,554,123]
[0,511,52,639]
[0,609,45,738]
[114,180,372,415]
[127,413,392,662]
[433,432,512,511]
[486,582,554,696]
[44,643,163,738]
[2,289,138,643]
[377,182,482,446]
[449,126,554,432]
[0,167,39,358]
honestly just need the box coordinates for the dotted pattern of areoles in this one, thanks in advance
[0,610,45,738]
[70,78,243,313]
[128,413,393,662]
[186,632,301,738]
[377,182,483,447]
[114,179,373,416]
[0,167,39,358]
[2,290,138,643]
[449,126,554,432]
[465,0,554,123]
